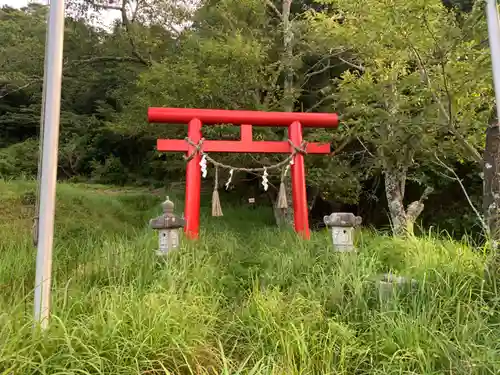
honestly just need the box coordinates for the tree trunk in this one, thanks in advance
[384,167,409,236]
[282,0,294,114]
[483,124,500,244]
[483,125,500,281]
[273,0,295,228]
[384,166,432,237]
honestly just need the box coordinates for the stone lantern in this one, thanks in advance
[149,196,185,256]
[323,212,362,252]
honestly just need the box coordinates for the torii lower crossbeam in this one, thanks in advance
[150,108,339,240]
[157,125,331,154]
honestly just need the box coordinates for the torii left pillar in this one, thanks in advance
[149,107,339,240]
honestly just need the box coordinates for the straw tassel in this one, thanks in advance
[212,190,223,216]
[212,166,223,217]
[277,169,288,209]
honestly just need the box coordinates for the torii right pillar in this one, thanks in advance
[289,121,309,238]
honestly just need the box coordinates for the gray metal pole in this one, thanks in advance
[487,0,500,123]
[34,1,51,248]
[33,0,65,329]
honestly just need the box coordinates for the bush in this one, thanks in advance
[0,139,39,178]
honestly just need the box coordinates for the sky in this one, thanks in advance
[0,0,45,7]
[0,0,119,27]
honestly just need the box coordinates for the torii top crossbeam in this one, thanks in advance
[149,107,339,127]
[149,107,339,239]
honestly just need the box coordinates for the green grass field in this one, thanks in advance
[1,179,499,374]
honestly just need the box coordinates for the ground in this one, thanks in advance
[0,179,499,374]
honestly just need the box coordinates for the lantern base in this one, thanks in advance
[155,250,170,257]
[333,245,357,252]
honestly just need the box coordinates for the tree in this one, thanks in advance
[0,3,152,181]
[308,0,492,236]
[112,0,360,217]
[67,0,194,66]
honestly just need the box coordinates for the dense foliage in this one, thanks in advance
[0,0,493,236]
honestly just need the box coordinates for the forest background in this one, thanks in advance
[0,0,492,238]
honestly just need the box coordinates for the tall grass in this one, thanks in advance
[1,180,500,374]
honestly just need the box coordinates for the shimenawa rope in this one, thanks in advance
[184,137,307,216]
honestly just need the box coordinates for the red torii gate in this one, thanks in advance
[148,107,339,240]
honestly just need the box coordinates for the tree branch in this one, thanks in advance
[356,136,376,158]
[434,153,488,233]
[88,1,122,11]
[407,44,482,162]
[0,55,147,99]
[0,81,37,99]
[130,0,143,22]
[305,94,335,112]
[302,60,341,86]
[303,51,346,76]
[72,56,146,65]
[330,137,352,156]
[265,0,282,18]
[85,0,151,66]
[338,56,365,72]
[406,186,434,222]
[421,16,455,129]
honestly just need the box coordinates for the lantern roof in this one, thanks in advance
[150,196,185,229]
